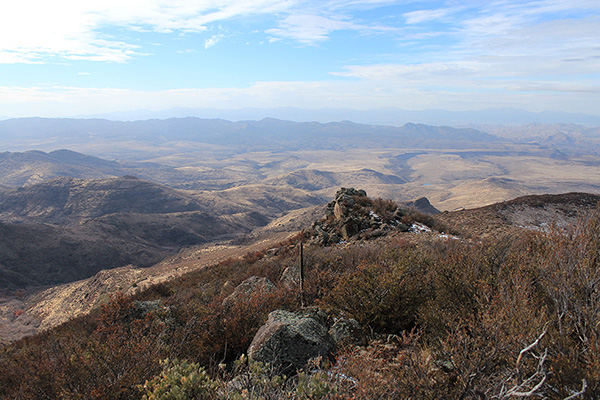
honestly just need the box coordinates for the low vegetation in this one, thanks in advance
[0,196,599,398]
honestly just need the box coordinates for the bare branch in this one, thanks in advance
[509,375,546,397]
[563,379,587,400]
[516,328,546,368]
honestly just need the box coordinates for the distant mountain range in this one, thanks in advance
[0,117,501,156]
[70,107,600,126]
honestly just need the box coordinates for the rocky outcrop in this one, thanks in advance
[247,308,364,373]
[279,265,300,288]
[308,188,410,245]
[403,197,441,215]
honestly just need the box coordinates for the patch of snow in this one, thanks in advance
[411,222,432,233]
[369,211,381,220]
[516,224,548,232]
[437,233,459,240]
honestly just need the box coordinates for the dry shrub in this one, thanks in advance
[535,210,600,396]
[331,331,457,399]
[3,207,600,398]
[323,260,427,333]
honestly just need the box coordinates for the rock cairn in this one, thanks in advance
[307,187,408,245]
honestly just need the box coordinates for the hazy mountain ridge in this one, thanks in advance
[0,117,501,153]
[0,149,123,186]
[264,169,407,192]
[73,106,600,126]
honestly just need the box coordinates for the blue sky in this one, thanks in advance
[1,0,599,118]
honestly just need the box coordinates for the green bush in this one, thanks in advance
[141,359,217,400]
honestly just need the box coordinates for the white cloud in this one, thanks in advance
[333,62,481,80]
[403,8,449,24]
[326,0,600,106]
[204,34,224,49]
[0,0,292,63]
[0,0,411,62]
[266,11,399,44]
[266,14,359,44]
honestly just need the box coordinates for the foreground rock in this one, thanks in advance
[248,308,363,373]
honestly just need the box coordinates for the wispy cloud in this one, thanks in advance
[266,14,358,44]
[334,1,600,102]
[1,0,599,117]
[0,0,291,63]
[403,8,450,24]
[0,0,409,62]
[2,77,599,118]
[204,34,225,49]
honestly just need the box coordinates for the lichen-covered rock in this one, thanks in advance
[131,300,163,319]
[220,280,236,297]
[222,276,276,308]
[280,265,300,288]
[329,317,365,347]
[247,308,334,373]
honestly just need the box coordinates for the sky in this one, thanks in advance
[1,0,599,118]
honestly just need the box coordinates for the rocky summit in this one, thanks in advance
[308,187,409,245]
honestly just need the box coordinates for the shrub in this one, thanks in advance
[141,358,218,400]
[323,252,429,333]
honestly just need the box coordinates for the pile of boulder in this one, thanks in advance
[307,187,408,245]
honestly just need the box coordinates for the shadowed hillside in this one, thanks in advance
[0,176,316,290]
[0,175,207,224]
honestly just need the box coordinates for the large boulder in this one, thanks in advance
[222,276,276,309]
[247,308,334,373]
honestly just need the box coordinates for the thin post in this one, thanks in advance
[300,242,305,307]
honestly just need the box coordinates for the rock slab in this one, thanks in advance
[247,309,334,373]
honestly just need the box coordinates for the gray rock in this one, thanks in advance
[248,308,334,373]
[222,276,276,308]
[280,265,300,288]
[329,233,341,244]
[329,317,365,347]
[220,280,235,297]
[396,222,411,232]
[340,219,358,239]
[333,201,345,220]
[370,228,387,238]
[335,187,367,200]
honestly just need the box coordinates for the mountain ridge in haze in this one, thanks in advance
[72,106,600,126]
[0,117,500,149]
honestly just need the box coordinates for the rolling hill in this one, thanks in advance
[0,176,307,290]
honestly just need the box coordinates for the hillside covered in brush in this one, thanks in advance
[0,190,598,399]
